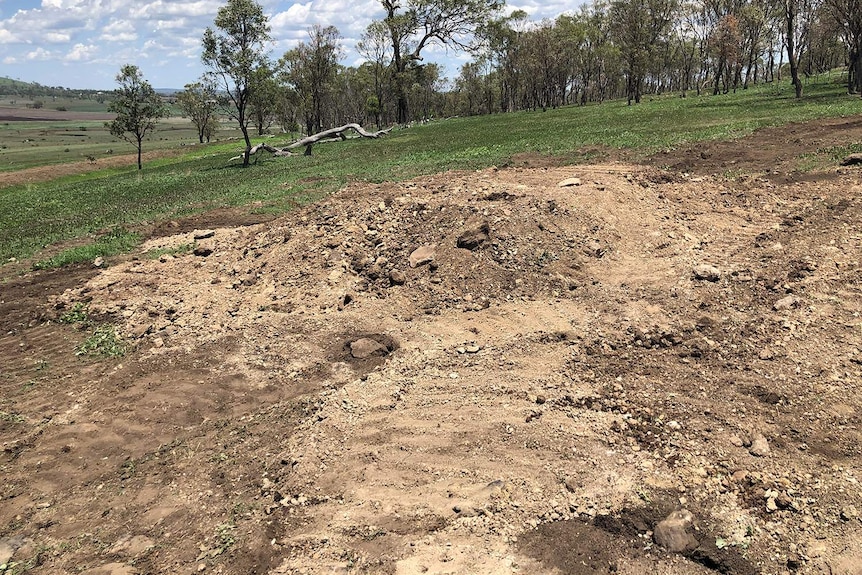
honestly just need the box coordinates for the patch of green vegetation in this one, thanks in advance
[820,142,862,161]
[1,74,859,268]
[33,227,140,270]
[59,302,90,324]
[75,324,127,358]
[0,411,25,424]
[144,243,193,259]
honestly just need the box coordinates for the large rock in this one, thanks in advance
[456,222,490,250]
[653,509,700,553]
[409,245,436,268]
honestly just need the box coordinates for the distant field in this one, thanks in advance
[0,101,243,172]
[1,73,860,269]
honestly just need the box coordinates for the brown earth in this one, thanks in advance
[1,117,862,575]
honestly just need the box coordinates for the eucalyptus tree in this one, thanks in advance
[202,0,272,166]
[176,79,220,143]
[377,0,505,123]
[106,65,168,170]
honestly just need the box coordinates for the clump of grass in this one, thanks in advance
[33,227,140,270]
[75,324,127,358]
[144,243,193,259]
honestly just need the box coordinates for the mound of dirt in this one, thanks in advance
[3,152,862,575]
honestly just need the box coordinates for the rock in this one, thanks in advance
[766,497,778,512]
[749,433,770,457]
[93,256,105,268]
[193,229,216,240]
[758,348,775,360]
[389,270,407,286]
[582,241,605,258]
[109,535,155,556]
[0,541,14,565]
[409,245,436,268]
[193,246,213,257]
[787,553,803,571]
[465,345,481,354]
[653,509,700,553]
[79,563,139,575]
[773,295,801,311]
[840,505,858,521]
[840,153,862,166]
[456,222,490,250]
[557,177,582,187]
[729,434,744,447]
[350,338,389,359]
[693,264,721,282]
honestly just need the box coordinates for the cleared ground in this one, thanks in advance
[1,117,861,575]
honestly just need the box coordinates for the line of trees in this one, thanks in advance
[457,0,861,114]
[110,0,861,169]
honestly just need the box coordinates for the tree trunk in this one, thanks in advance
[785,0,802,98]
[137,138,143,170]
[230,123,393,162]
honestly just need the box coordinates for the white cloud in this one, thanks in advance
[101,18,138,42]
[26,47,53,61]
[64,42,98,62]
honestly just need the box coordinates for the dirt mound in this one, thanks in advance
[3,153,862,575]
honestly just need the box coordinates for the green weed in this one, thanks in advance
[59,302,90,324]
[75,324,127,358]
[0,411,24,424]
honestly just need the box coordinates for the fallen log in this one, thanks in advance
[229,124,393,162]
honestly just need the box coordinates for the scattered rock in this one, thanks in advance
[749,433,770,457]
[456,222,491,250]
[193,229,216,240]
[840,153,862,166]
[389,269,407,286]
[653,509,700,553]
[409,245,436,268]
[693,264,721,282]
[93,256,105,268]
[758,348,775,360]
[557,177,582,187]
[773,295,801,311]
[350,338,389,359]
[193,246,213,257]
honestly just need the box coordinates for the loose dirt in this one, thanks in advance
[1,118,861,575]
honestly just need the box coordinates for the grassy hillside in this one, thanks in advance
[1,73,860,268]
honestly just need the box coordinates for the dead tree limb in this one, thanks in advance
[229,124,393,162]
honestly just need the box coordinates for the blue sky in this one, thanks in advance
[0,0,576,90]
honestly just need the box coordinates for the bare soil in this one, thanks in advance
[2,118,862,575]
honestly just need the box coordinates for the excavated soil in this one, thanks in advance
[2,117,862,575]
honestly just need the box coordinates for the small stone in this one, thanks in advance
[759,348,775,360]
[193,246,213,257]
[667,420,682,431]
[349,338,388,359]
[409,245,436,268]
[465,345,481,353]
[773,295,801,311]
[557,177,582,187]
[749,433,770,457]
[193,229,215,240]
[389,270,407,286]
[93,256,105,268]
[766,497,778,512]
[693,264,721,282]
[653,509,700,553]
[729,434,744,447]
[787,553,803,571]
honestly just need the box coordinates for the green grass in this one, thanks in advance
[32,227,140,270]
[1,74,860,266]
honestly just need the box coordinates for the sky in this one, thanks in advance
[0,0,578,90]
